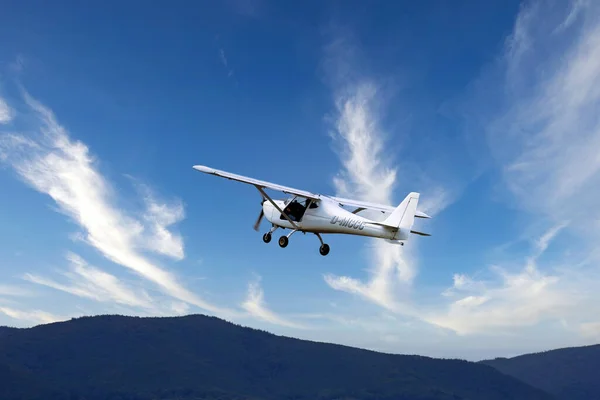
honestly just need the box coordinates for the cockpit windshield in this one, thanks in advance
[283,196,294,205]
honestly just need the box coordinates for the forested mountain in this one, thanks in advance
[0,314,556,400]
[482,344,600,400]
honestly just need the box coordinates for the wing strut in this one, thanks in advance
[254,186,299,229]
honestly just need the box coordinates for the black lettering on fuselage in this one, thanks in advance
[330,215,365,230]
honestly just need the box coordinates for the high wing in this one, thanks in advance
[193,165,320,200]
[192,164,431,218]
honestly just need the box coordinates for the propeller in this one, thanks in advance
[253,195,267,231]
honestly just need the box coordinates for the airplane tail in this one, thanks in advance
[380,192,420,237]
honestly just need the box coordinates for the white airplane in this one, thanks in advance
[193,165,431,256]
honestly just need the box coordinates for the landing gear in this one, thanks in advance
[262,227,330,256]
[314,233,330,256]
[279,229,298,248]
[278,235,288,248]
[263,225,278,244]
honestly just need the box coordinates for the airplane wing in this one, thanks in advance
[193,165,431,218]
[328,196,432,218]
[193,165,320,200]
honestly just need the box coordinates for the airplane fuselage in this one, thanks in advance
[262,197,407,241]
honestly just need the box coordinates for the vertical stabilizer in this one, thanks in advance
[381,192,420,232]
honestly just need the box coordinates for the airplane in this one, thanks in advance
[192,165,432,256]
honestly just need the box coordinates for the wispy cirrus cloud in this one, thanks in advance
[219,48,234,78]
[314,0,600,351]
[426,223,576,336]
[0,284,35,297]
[0,87,306,330]
[0,89,239,319]
[215,34,235,79]
[579,321,600,339]
[318,29,450,315]
[23,252,156,310]
[427,0,600,339]
[0,97,13,124]
[136,183,186,260]
[466,0,600,230]
[322,81,415,313]
[241,275,307,329]
[0,306,67,325]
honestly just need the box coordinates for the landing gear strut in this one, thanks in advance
[315,233,330,256]
[262,225,278,243]
[279,229,298,248]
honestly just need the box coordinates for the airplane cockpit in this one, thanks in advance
[280,198,317,222]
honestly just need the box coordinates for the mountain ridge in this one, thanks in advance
[0,313,561,400]
[481,343,600,400]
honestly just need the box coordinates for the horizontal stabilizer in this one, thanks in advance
[410,230,431,237]
[415,211,431,219]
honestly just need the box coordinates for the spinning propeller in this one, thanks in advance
[253,195,267,231]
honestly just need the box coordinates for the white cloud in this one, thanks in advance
[170,301,190,315]
[0,97,13,124]
[136,183,186,260]
[579,321,600,339]
[322,81,415,312]
[317,26,456,319]
[417,185,452,218]
[241,275,307,329]
[218,48,234,78]
[23,252,156,310]
[425,218,598,338]
[0,88,316,331]
[316,1,600,347]
[0,90,239,318]
[427,0,600,340]
[0,306,68,325]
[422,223,579,335]
[472,0,600,232]
[426,265,571,336]
[0,284,35,297]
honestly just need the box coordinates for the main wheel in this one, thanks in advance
[263,233,271,243]
[278,235,289,248]
[319,243,330,256]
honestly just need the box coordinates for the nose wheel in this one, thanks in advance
[262,225,278,244]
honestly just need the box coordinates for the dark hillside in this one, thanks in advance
[0,326,16,335]
[0,314,555,400]
[482,344,600,400]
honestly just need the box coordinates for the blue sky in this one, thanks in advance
[1,0,600,360]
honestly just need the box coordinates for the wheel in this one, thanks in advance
[278,235,288,248]
[262,233,271,243]
[319,243,330,256]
